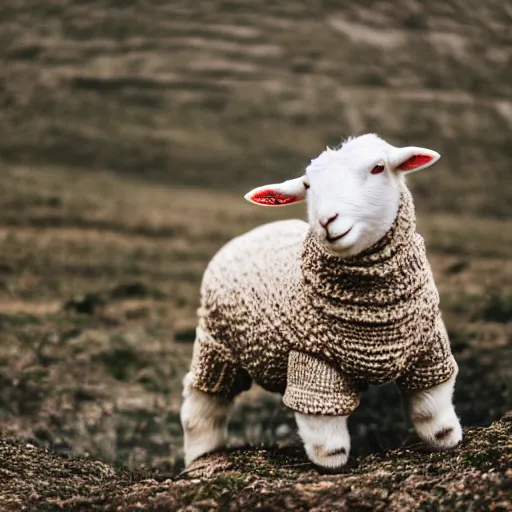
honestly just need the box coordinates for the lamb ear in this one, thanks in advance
[244,177,307,207]
[389,146,441,174]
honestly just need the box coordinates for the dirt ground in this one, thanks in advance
[1,415,511,511]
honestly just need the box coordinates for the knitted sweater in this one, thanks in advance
[190,186,456,416]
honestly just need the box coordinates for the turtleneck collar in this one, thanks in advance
[301,185,425,306]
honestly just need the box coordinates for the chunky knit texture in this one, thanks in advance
[190,185,456,415]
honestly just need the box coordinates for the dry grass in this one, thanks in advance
[0,164,297,319]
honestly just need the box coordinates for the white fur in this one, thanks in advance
[295,413,350,469]
[408,370,462,450]
[180,373,232,466]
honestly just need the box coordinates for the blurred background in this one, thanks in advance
[0,0,510,473]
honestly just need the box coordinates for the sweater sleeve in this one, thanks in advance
[282,351,360,416]
[189,327,252,399]
[398,316,457,391]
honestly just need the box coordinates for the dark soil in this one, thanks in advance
[1,415,511,511]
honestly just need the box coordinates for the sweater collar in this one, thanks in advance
[301,185,420,297]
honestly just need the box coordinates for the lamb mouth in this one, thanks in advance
[326,227,352,244]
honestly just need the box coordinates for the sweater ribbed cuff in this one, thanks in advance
[283,351,359,416]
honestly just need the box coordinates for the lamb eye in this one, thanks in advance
[371,164,385,175]
[303,182,310,190]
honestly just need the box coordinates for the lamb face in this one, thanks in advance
[245,133,440,258]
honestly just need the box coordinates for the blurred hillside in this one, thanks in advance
[1,0,511,215]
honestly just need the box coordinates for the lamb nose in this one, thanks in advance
[319,214,338,230]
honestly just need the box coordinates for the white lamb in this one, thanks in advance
[181,134,462,469]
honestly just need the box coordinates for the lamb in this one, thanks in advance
[180,133,462,469]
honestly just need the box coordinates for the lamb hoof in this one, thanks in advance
[306,444,349,470]
[416,410,463,450]
[431,423,462,450]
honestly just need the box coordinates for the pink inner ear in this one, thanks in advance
[398,154,433,171]
[250,189,302,206]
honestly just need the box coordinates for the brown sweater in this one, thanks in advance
[189,186,456,415]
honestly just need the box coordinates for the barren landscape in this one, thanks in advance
[0,0,511,510]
